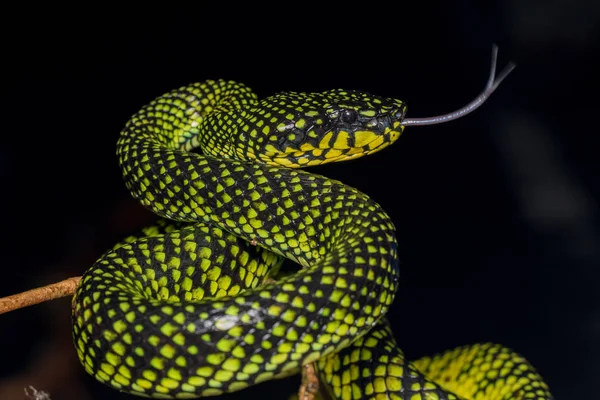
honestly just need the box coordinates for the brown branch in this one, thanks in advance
[298,363,319,400]
[0,277,81,315]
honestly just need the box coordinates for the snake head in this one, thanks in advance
[231,89,407,168]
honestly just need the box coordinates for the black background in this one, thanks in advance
[0,3,598,399]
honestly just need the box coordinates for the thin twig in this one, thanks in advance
[0,277,81,315]
[298,363,319,400]
[24,386,52,400]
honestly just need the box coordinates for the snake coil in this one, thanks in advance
[72,47,553,399]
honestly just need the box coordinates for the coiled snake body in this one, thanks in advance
[72,54,553,399]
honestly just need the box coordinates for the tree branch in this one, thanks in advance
[0,277,81,315]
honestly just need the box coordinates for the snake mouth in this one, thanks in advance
[261,118,405,167]
[319,143,393,164]
[291,129,402,166]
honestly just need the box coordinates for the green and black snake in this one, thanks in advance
[71,47,553,399]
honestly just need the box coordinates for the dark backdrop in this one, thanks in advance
[1,3,597,399]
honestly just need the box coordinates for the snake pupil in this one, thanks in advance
[341,109,357,124]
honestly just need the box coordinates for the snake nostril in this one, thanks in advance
[393,108,405,121]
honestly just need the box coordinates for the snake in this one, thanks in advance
[71,47,554,399]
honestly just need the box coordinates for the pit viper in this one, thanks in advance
[71,47,553,399]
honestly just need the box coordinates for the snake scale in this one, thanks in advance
[71,48,553,399]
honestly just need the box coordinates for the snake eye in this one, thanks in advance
[341,109,357,124]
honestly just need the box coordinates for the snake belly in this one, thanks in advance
[71,80,553,400]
